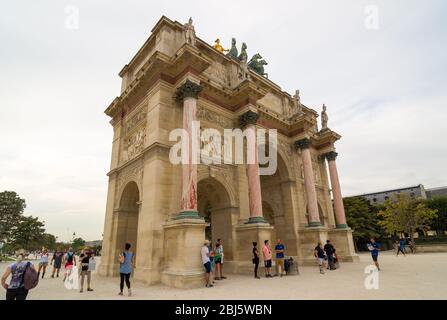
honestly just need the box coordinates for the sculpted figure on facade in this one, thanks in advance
[227,38,238,59]
[321,104,328,130]
[292,89,303,115]
[184,17,196,46]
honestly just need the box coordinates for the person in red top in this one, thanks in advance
[262,240,273,278]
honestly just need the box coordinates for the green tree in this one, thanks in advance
[42,233,57,250]
[426,197,447,235]
[9,215,46,250]
[379,194,438,252]
[72,237,85,251]
[344,196,385,250]
[0,191,26,242]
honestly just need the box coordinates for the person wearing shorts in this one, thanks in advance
[37,248,49,279]
[314,242,326,274]
[51,248,64,278]
[201,240,213,288]
[262,240,273,278]
[274,239,285,277]
[79,248,94,293]
[368,238,380,271]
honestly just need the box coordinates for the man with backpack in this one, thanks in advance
[1,250,38,300]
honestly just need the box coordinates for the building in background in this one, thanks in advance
[349,184,447,205]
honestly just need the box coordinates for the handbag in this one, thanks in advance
[88,258,96,271]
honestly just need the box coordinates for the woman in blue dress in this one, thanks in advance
[118,242,135,296]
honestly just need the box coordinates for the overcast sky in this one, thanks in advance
[1,0,446,241]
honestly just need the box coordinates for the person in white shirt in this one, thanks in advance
[201,240,213,288]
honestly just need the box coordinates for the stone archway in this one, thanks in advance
[115,181,140,256]
[197,176,234,259]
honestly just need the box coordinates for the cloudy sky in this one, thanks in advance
[1,0,446,241]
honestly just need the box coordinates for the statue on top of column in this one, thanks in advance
[321,104,328,130]
[238,42,248,62]
[237,42,250,81]
[227,38,238,59]
[213,39,229,54]
[184,17,196,46]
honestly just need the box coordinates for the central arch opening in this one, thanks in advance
[197,176,233,258]
[116,181,140,256]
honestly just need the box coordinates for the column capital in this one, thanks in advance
[175,79,203,102]
[239,110,259,127]
[324,151,338,161]
[293,138,311,150]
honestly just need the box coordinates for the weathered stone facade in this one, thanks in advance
[98,16,358,288]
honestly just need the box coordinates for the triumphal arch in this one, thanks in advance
[99,16,358,288]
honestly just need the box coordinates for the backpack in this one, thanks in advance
[66,252,74,263]
[22,262,39,290]
[118,252,126,264]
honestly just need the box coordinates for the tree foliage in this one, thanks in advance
[0,191,26,242]
[426,197,447,234]
[378,194,438,249]
[72,237,86,251]
[344,196,385,241]
[9,215,46,250]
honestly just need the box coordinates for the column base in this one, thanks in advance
[298,226,328,265]
[307,221,323,228]
[234,222,273,262]
[336,224,349,229]
[161,218,208,288]
[328,227,359,262]
[175,210,202,220]
[245,216,268,224]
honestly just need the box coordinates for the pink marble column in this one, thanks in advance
[325,151,348,228]
[241,110,265,223]
[295,138,321,226]
[175,80,202,219]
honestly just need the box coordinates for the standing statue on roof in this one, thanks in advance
[293,89,303,114]
[321,104,328,130]
[238,42,248,62]
[227,38,238,59]
[213,39,229,53]
[184,17,196,46]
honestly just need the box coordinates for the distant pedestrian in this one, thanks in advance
[51,248,64,278]
[1,250,37,300]
[201,240,213,288]
[118,243,135,296]
[214,242,223,280]
[262,240,273,278]
[274,239,285,277]
[208,243,215,284]
[63,247,76,282]
[252,242,260,279]
[37,248,49,279]
[396,238,406,256]
[314,242,326,274]
[367,238,380,271]
[79,247,94,293]
[324,240,336,270]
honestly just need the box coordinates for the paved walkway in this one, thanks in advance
[1,251,446,299]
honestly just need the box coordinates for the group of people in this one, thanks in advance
[253,239,290,279]
[314,240,339,274]
[1,246,96,300]
[201,239,227,288]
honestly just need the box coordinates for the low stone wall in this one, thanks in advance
[415,244,447,253]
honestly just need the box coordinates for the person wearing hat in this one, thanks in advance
[201,240,213,288]
[1,249,36,300]
[79,247,94,293]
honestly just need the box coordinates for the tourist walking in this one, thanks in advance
[1,250,37,300]
[274,239,285,277]
[252,242,260,279]
[262,240,273,278]
[314,242,327,274]
[51,248,64,278]
[79,247,94,293]
[37,248,49,279]
[201,240,213,288]
[216,239,227,279]
[324,240,336,270]
[63,247,76,282]
[396,238,406,256]
[367,238,380,271]
[118,243,135,296]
